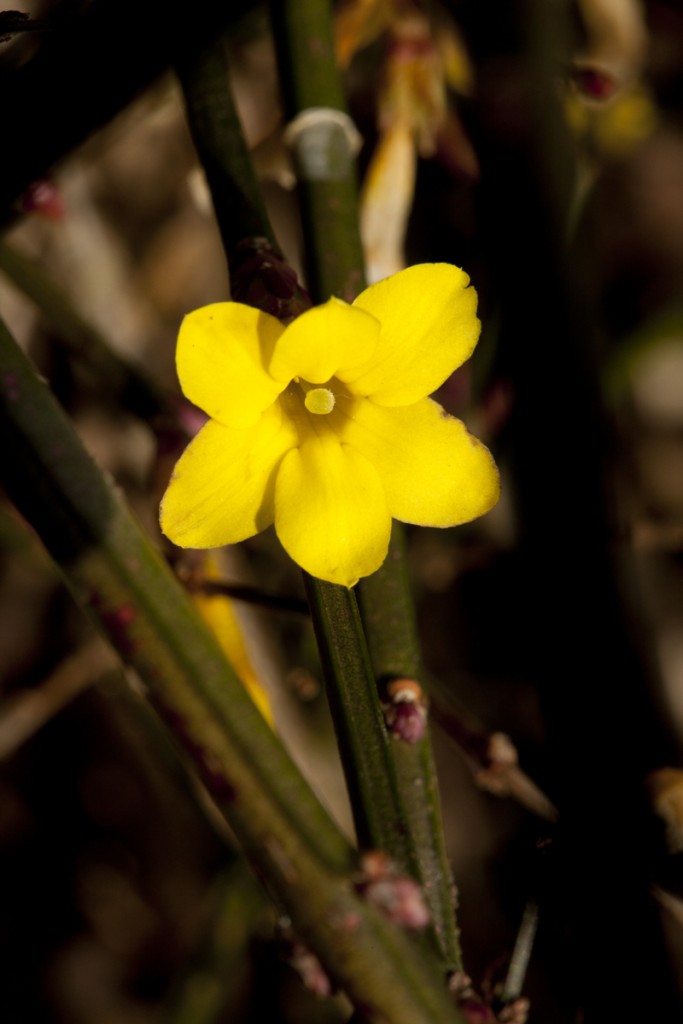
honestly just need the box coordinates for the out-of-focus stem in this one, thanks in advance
[176,37,311,321]
[0,637,116,760]
[427,672,558,822]
[176,38,275,270]
[159,864,266,1024]
[500,900,539,1003]
[188,576,309,615]
[0,239,177,431]
[469,0,680,1015]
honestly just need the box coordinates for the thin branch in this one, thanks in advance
[500,900,539,1004]
[428,674,557,823]
[0,637,115,760]
[184,577,309,616]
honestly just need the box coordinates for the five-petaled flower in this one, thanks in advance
[160,263,499,587]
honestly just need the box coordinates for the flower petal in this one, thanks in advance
[269,297,380,384]
[360,120,416,285]
[177,303,285,428]
[337,397,499,526]
[160,403,297,548]
[274,433,391,587]
[337,263,480,405]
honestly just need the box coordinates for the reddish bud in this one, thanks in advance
[355,851,430,929]
[383,677,428,743]
[388,700,427,743]
[21,179,66,220]
[570,64,620,101]
[278,919,334,997]
[363,876,430,929]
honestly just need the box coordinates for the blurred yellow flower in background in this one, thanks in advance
[160,264,499,588]
[188,553,273,724]
[566,0,657,160]
[336,0,477,282]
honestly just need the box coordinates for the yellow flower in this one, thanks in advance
[190,553,273,725]
[160,264,499,588]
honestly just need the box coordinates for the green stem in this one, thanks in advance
[175,37,276,268]
[271,0,461,972]
[270,1,364,303]
[305,576,460,971]
[357,531,459,968]
[176,37,310,322]
[0,315,466,1024]
[356,524,422,680]
[304,577,409,853]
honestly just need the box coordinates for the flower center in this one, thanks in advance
[304,387,336,415]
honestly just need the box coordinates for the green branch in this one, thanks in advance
[271,0,462,972]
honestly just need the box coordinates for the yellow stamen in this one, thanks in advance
[305,387,336,415]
